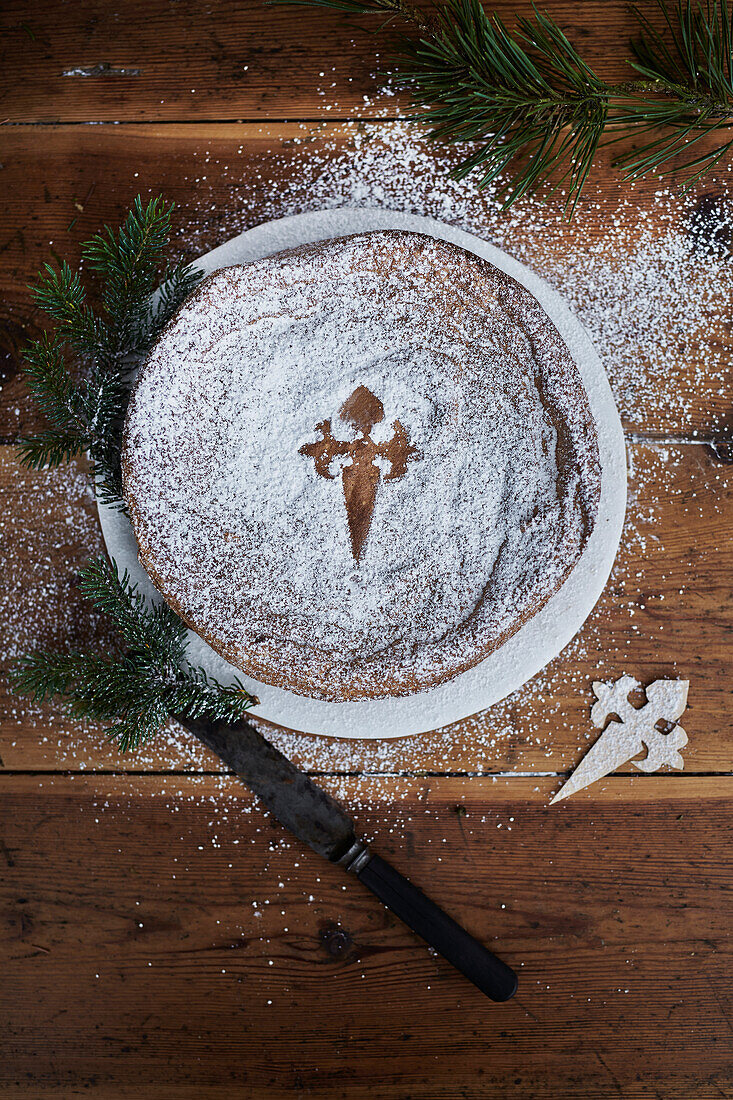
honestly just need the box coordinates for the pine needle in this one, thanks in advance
[17,196,203,505]
[281,0,733,210]
[10,557,257,752]
[11,201,250,754]
[611,0,733,186]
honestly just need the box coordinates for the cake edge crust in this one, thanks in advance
[121,230,602,702]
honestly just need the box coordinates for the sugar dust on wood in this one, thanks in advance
[176,122,732,436]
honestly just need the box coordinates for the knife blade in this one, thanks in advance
[177,714,518,1002]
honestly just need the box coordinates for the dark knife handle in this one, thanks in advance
[356,853,517,1002]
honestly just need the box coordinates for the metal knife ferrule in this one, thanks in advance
[336,838,372,874]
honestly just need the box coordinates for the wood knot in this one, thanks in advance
[319,922,353,958]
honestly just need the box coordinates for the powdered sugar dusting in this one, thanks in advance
[178,122,732,436]
[123,230,600,701]
[3,123,728,779]
[0,458,113,663]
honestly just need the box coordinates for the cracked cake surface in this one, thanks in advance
[122,230,601,701]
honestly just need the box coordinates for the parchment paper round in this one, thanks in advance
[98,208,627,739]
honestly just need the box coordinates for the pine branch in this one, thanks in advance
[83,195,179,357]
[77,555,189,664]
[610,0,733,184]
[151,262,208,344]
[18,197,203,504]
[15,427,88,470]
[22,333,84,430]
[284,0,733,210]
[402,1,610,211]
[10,557,257,753]
[32,262,105,357]
[18,332,91,467]
[13,205,247,753]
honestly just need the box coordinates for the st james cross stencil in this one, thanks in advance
[300,386,420,561]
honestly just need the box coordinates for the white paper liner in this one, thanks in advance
[98,208,627,739]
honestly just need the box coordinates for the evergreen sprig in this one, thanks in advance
[9,557,257,752]
[402,2,611,209]
[12,201,250,753]
[612,1,733,183]
[32,262,103,356]
[17,196,202,504]
[285,0,733,211]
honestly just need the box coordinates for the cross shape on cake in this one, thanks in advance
[299,385,421,561]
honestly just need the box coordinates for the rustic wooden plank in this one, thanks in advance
[2,442,731,776]
[1,773,732,1098]
[1,7,730,1095]
[1,123,731,442]
[0,452,115,665]
[0,1,648,123]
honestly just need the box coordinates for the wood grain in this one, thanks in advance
[2,773,732,1098]
[2,6,732,1091]
[1,124,732,443]
[0,1,648,123]
[2,443,731,776]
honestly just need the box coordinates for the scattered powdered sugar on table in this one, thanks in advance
[0,459,113,664]
[178,122,732,435]
[5,443,725,783]
[2,122,730,784]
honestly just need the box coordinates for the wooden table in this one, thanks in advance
[1,2,732,1096]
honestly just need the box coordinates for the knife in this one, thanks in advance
[177,714,518,1002]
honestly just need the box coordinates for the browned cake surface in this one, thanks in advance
[122,230,601,700]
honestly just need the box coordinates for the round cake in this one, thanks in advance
[122,230,601,701]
